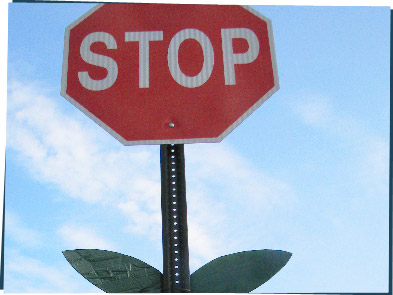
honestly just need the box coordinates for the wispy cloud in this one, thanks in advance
[184,143,296,263]
[186,143,294,210]
[293,95,332,128]
[5,212,103,292]
[6,249,98,293]
[6,211,44,248]
[58,224,117,250]
[358,137,389,197]
[290,91,389,198]
[7,78,161,208]
[117,200,162,237]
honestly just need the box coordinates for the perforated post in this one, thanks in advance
[160,144,191,293]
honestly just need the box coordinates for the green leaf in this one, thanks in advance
[63,249,162,293]
[190,249,292,293]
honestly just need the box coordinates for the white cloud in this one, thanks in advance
[5,213,103,292]
[358,137,389,197]
[5,249,97,293]
[293,95,332,128]
[8,81,109,203]
[365,138,389,177]
[6,211,43,248]
[58,224,116,250]
[7,78,160,207]
[188,221,224,263]
[118,200,162,237]
[186,143,294,211]
[291,91,389,198]
[184,143,296,267]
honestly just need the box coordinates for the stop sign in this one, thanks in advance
[61,4,279,145]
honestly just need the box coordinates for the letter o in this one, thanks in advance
[168,29,214,88]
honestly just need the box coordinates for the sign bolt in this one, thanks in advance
[169,123,175,128]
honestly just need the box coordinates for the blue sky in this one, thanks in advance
[3,1,390,293]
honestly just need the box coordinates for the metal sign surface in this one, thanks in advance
[61,4,279,145]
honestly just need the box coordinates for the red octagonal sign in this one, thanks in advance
[61,4,279,145]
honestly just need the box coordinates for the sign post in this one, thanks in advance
[160,144,190,292]
[61,4,291,294]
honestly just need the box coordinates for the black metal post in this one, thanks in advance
[160,144,191,293]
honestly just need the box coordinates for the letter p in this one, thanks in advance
[221,28,260,85]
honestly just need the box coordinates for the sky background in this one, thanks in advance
[3,1,390,293]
